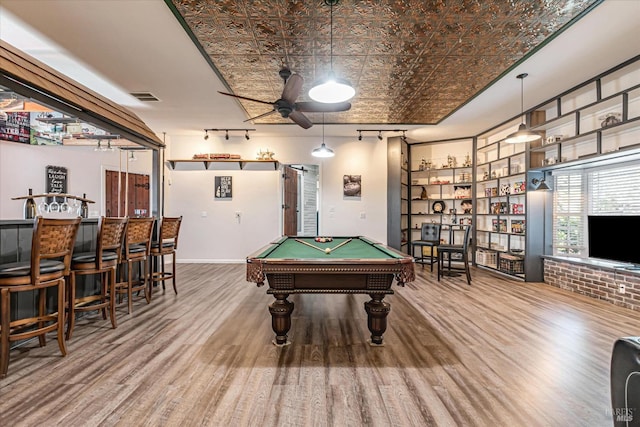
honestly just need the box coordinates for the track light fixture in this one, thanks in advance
[203,128,256,141]
[356,129,407,141]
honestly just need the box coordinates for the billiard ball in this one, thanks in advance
[325,248,331,254]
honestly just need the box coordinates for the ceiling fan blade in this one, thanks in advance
[244,109,277,122]
[281,74,304,104]
[295,101,351,113]
[218,91,274,107]
[288,111,313,129]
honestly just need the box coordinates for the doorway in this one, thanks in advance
[282,164,319,236]
[105,170,150,217]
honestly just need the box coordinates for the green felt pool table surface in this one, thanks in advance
[255,236,405,260]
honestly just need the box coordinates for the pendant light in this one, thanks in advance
[505,73,541,144]
[312,116,335,158]
[308,0,355,104]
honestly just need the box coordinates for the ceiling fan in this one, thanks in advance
[218,67,351,129]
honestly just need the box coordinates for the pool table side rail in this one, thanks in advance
[246,257,415,286]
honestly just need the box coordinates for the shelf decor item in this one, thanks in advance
[599,112,621,128]
[432,200,445,214]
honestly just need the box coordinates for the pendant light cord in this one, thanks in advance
[329,0,334,71]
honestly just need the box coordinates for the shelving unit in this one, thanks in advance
[407,139,473,247]
[529,57,640,170]
[474,124,530,279]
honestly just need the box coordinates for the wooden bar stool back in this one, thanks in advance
[66,216,128,340]
[0,216,81,378]
[150,216,182,296]
[115,217,155,313]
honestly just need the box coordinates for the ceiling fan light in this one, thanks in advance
[308,72,355,104]
[505,123,541,144]
[311,142,335,158]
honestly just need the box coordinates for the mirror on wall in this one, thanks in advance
[282,164,319,237]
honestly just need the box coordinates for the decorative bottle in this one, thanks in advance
[24,188,36,219]
[80,193,89,219]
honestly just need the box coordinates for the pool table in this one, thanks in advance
[246,236,415,345]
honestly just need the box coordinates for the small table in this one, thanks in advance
[246,236,415,345]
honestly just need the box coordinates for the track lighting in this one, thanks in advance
[356,129,407,141]
[203,128,255,141]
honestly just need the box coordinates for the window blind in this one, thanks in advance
[552,173,585,256]
[588,164,640,214]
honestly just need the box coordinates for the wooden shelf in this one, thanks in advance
[11,193,95,203]
[166,159,279,170]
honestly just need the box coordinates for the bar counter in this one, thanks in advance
[1,218,101,343]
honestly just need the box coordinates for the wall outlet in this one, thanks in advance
[619,284,626,294]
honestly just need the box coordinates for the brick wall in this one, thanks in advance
[544,258,640,312]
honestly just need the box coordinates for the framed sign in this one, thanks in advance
[46,165,68,202]
[215,176,232,199]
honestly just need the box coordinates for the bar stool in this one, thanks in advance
[411,223,441,271]
[437,225,472,285]
[115,217,155,313]
[66,216,128,340]
[0,217,80,378]
[150,216,182,296]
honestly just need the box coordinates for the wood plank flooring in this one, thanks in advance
[0,263,638,426]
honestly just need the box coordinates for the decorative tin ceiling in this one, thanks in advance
[168,0,600,126]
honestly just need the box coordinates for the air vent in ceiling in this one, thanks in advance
[130,92,160,102]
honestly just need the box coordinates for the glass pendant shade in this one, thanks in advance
[309,72,355,104]
[505,123,542,144]
[312,142,335,158]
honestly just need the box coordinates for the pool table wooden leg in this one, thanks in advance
[269,293,294,345]
[364,294,390,345]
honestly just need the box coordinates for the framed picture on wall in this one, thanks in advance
[343,175,361,197]
[215,176,232,199]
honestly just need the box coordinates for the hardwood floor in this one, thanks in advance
[0,263,637,426]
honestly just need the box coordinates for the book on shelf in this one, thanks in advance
[492,218,507,232]
[491,202,508,214]
[511,203,524,214]
[511,219,526,234]
[484,187,498,197]
[512,181,526,194]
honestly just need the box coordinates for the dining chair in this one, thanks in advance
[437,225,473,285]
[0,216,80,378]
[411,223,442,271]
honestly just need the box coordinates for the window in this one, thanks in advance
[552,161,640,257]
[552,173,585,256]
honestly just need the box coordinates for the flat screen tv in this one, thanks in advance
[588,215,640,265]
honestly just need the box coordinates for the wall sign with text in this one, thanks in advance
[215,176,232,199]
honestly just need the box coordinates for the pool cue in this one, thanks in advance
[294,238,325,253]
[330,238,353,252]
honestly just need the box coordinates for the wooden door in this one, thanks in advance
[105,170,150,217]
[283,166,298,236]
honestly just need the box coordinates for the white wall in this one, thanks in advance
[0,133,389,263]
[0,141,154,218]
[164,133,388,262]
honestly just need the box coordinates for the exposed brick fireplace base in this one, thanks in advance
[544,258,640,312]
